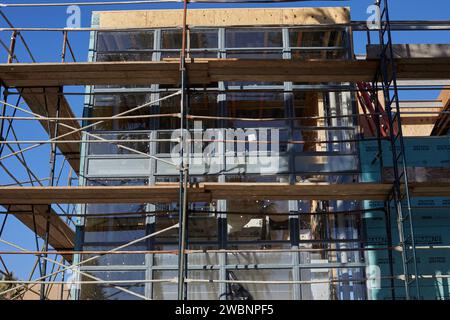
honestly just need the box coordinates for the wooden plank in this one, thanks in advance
[1,58,449,88]
[2,204,75,261]
[97,7,351,29]
[0,182,448,203]
[20,88,81,173]
[431,88,450,136]
[367,44,450,59]
[399,106,441,136]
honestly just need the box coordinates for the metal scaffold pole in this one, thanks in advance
[177,0,190,301]
[374,0,420,300]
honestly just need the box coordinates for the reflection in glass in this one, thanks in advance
[80,271,146,300]
[97,31,154,51]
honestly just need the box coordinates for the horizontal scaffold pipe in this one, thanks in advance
[2,274,450,287]
[0,111,446,122]
[2,21,450,31]
[0,0,348,8]
[2,245,450,256]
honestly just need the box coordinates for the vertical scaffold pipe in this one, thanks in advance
[177,0,189,301]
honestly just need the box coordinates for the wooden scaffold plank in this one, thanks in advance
[1,58,449,88]
[0,182,448,204]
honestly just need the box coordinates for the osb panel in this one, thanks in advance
[439,88,450,109]
[97,7,350,29]
[402,124,435,137]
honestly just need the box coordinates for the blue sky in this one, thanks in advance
[0,0,449,280]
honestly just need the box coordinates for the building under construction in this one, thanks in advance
[0,0,449,300]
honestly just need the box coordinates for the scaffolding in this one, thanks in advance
[0,0,449,301]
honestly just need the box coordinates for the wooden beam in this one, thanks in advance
[399,106,441,136]
[20,88,80,173]
[0,182,448,204]
[367,44,450,59]
[2,205,75,262]
[97,7,351,29]
[1,58,449,88]
[431,88,450,136]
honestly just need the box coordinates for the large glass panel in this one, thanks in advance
[226,91,286,128]
[227,249,292,265]
[82,244,146,266]
[87,158,150,176]
[226,29,282,48]
[83,179,149,263]
[227,269,292,300]
[88,132,150,155]
[225,174,290,245]
[190,28,219,58]
[153,210,218,245]
[80,271,146,300]
[153,270,177,299]
[153,270,220,300]
[188,270,220,300]
[157,91,220,130]
[226,28,282,59]
[227,199,290,243]
[83,209,147,243]
[161,29,181,59]
[97,31,154,51]
[97,31,154,61]
[90,93,154,131]
[289,29,346,60]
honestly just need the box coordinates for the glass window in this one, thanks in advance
[289,29,346,60]
[153,270,220,300]
[80,271,146,300]
[83,179,149,246]
[153,212,218,245]
[190,29,218,49]
[162,29,183,49]
[188,271,220,300]
[189,29,219,58]
[88,132,150,155]
[226,91,286,128]
[227,269,292,300]
[227,249,292,265]
[82,244,146,266]
[225,175,290,244]
[153,270,177,299]
[97,31,154,51]
[226,29,282,48]
[96,52,153,62]
[227,199,290,243]
[289,30,343,48]
[157,91,220,130]
[161,29,182,59]
[226,28,282,59]
[90,93,154,131]
[83,212,147,243]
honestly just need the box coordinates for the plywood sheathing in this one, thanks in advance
[97,7,351,29]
